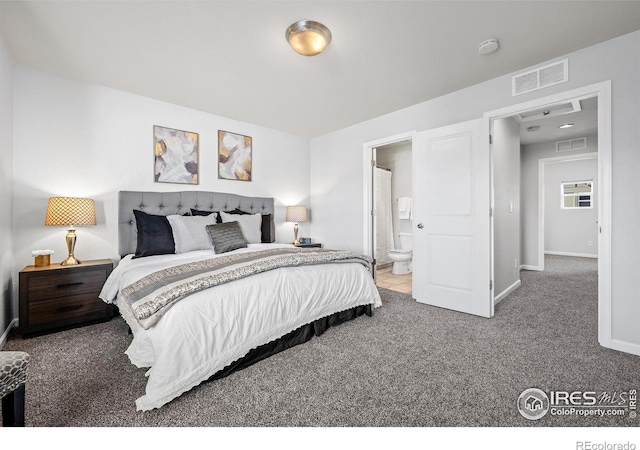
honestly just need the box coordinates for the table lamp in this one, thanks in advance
[286,205,308,245]
[45,197,96,265]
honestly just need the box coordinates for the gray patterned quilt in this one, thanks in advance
[121,247,373,329]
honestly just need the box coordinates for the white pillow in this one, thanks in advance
[219,211,262,244]
[167,214,218,253]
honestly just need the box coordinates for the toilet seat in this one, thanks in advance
[389,248,411,255]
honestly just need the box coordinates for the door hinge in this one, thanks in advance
[490,280,493,290]
[371,209,376,217]
[489,134,493,145]
[371,159,376,167]
[489,207,493,217]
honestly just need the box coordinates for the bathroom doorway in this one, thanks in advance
[363,132,414,294]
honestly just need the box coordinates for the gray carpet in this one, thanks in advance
[3,255,639,427]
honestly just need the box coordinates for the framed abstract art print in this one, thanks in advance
[154,125,199,184]
[218,130,252,181]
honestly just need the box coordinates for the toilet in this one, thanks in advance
[388,233,412,275]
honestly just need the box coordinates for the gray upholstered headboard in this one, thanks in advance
[118,190,275,257]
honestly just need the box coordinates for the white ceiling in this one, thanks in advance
[0,1,638,138]
[518,96,598,146]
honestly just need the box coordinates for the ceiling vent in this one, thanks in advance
[512,59,568,96]
[556,137,587,152]
[513,99,581,123]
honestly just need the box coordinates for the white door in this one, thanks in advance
[412,119,493,317]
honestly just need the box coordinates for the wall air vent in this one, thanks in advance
[556,137,587,152]
[512,59,568,96]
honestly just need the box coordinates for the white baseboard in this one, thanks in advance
[544,251,598,259]
[520,265,542,271]
[608,339,640,357]
[494,279,522,305]
[0,318,18,349]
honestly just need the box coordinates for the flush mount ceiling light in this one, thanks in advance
[286,20,332,56]
[527,126,540,132]
[478,38,499,55]
[558,123,575,129]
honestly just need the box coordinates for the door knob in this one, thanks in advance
[417,223,424,229]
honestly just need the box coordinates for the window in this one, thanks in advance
[561,181,593,209]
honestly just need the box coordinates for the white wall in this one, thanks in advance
[521,133,598,266]
[544,158,598,257]
[492,117,520,299]
[376,142,412,249]
[310,31,640,351]
[0,30,14,341]
[12,66,311,318]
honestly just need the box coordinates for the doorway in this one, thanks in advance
[362,131,415,293]
[373,141,414,294]
[486,81,611,348]
[492,95,599,304]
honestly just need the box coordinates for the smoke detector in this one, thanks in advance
[478,38,499,55]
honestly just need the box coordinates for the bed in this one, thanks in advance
[99,191,382,411]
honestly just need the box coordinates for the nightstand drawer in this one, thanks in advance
[27,268,108,302]
[28,294,106,326]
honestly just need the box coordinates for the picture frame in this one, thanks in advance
[154,125,199,185]
[218,130,252,181]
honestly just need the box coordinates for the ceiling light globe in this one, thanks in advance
[286,20,331,56]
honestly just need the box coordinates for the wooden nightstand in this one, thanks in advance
[19,259,114,338]
[294,243,322,248]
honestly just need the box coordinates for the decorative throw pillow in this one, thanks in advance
[219,211,262,244]
[166,214,218,253]
[225,209,272,243]
[206,222,248,254]
[190,209,222,223]
[259,213,272,243]
[133,210,175,258]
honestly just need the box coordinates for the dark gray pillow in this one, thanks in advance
[206,222,247,254]
[190,208,222,223]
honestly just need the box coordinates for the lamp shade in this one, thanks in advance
[45,197,96,227]
[286,205,308,223]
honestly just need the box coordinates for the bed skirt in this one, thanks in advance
[208,304,373,381]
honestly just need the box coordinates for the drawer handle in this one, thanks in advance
[56,304,83,313]
[57,282,84,289]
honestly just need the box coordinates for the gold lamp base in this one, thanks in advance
[61,227,81,265]
[61,255,81,266]
[292,222,300,245]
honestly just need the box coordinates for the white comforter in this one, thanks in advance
[100,243,382,411]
